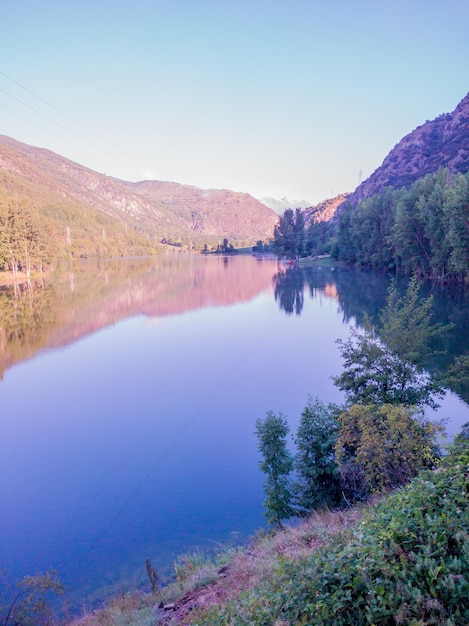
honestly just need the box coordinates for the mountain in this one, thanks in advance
[303,193,348,225]
[345,91,469,207]
[260,196,313,214]
[0,135,278,254]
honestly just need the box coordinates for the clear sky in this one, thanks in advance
[1,0,468,204]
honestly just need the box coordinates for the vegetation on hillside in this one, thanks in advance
[0,178,158,275]
[271,168,469,286]
[182,278,468,624]
[333,168,469,283]
[0,570,64,626]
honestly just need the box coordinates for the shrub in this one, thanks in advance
[216,436,469,625]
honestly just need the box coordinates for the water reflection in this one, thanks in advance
[273,265,469,404]
[0,280,58,378]
[2,258,469,405]
[273,268,305,315]
[0,255,278,378]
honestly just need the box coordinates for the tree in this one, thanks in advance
[0,198,51,275]
[334,276,448,409]
[217,238,236,254]
[333,168,469,282]
[444,172,469,281]
[335,404,442,501]
[293,397,342,512]
[305,220,335,257]
[1,570,64,626]
[346,189,397,271]
[255,411,294,526]
[272,208,305,260]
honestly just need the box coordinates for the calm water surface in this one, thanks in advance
[1,255,468,609]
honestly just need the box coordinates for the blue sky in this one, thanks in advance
[1,0,468,203]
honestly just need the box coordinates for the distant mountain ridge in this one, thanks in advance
[0,135,277,250]
[346,91,469,207]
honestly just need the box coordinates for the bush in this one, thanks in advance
[335,403,443,501]
[216,437,469,625]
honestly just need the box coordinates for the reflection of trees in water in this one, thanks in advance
[0,280,58,378]
[273,265,388,321]
[0,256,279,377]
[272,266,469,404]
[273,268,305,315]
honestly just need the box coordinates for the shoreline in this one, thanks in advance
[0,271,31,286]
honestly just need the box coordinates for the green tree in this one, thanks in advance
[255,411,294,526]
[0,198,51,275]
[444,172,469,281]
[346,189,397,271]
[1,570,64,626]
[293,397,342,512]
[334,276,448,409]
[272,208,305,260]
[333,203,357,264]
[335,403,442,501]
[333,168,469,282]
[305,220,335,257]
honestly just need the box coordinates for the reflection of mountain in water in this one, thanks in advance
[0,256,279,377]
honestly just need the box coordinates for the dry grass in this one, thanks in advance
[72,592,158,626]
[69,505,370,626]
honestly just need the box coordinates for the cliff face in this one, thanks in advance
[0,135,277,244]
[346,92,469,207]
[303,194,348,225]
[124,179,278,239]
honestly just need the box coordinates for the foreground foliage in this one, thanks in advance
[293,397,342,512]
[336,403,442,501]
[255,412,294,525]
[206,435,469,625]
[0,570,64,626]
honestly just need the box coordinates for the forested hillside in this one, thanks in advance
[0,135,277,274]
[317,92,469,284]
[333,168,469,283]
[0,174,156,276]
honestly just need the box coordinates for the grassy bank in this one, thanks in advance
[70,436,469,625]
[71,506,367,626]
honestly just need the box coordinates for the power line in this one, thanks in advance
[70,307,286,566]
[0,102,87,152]
[0,71,150,170]
[0,74,151,178]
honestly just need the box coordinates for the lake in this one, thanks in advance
[1,254,468,611]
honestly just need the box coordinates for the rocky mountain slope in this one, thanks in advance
[345,91,469,207]
[303,193,348,225]
[0,135,277,247]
